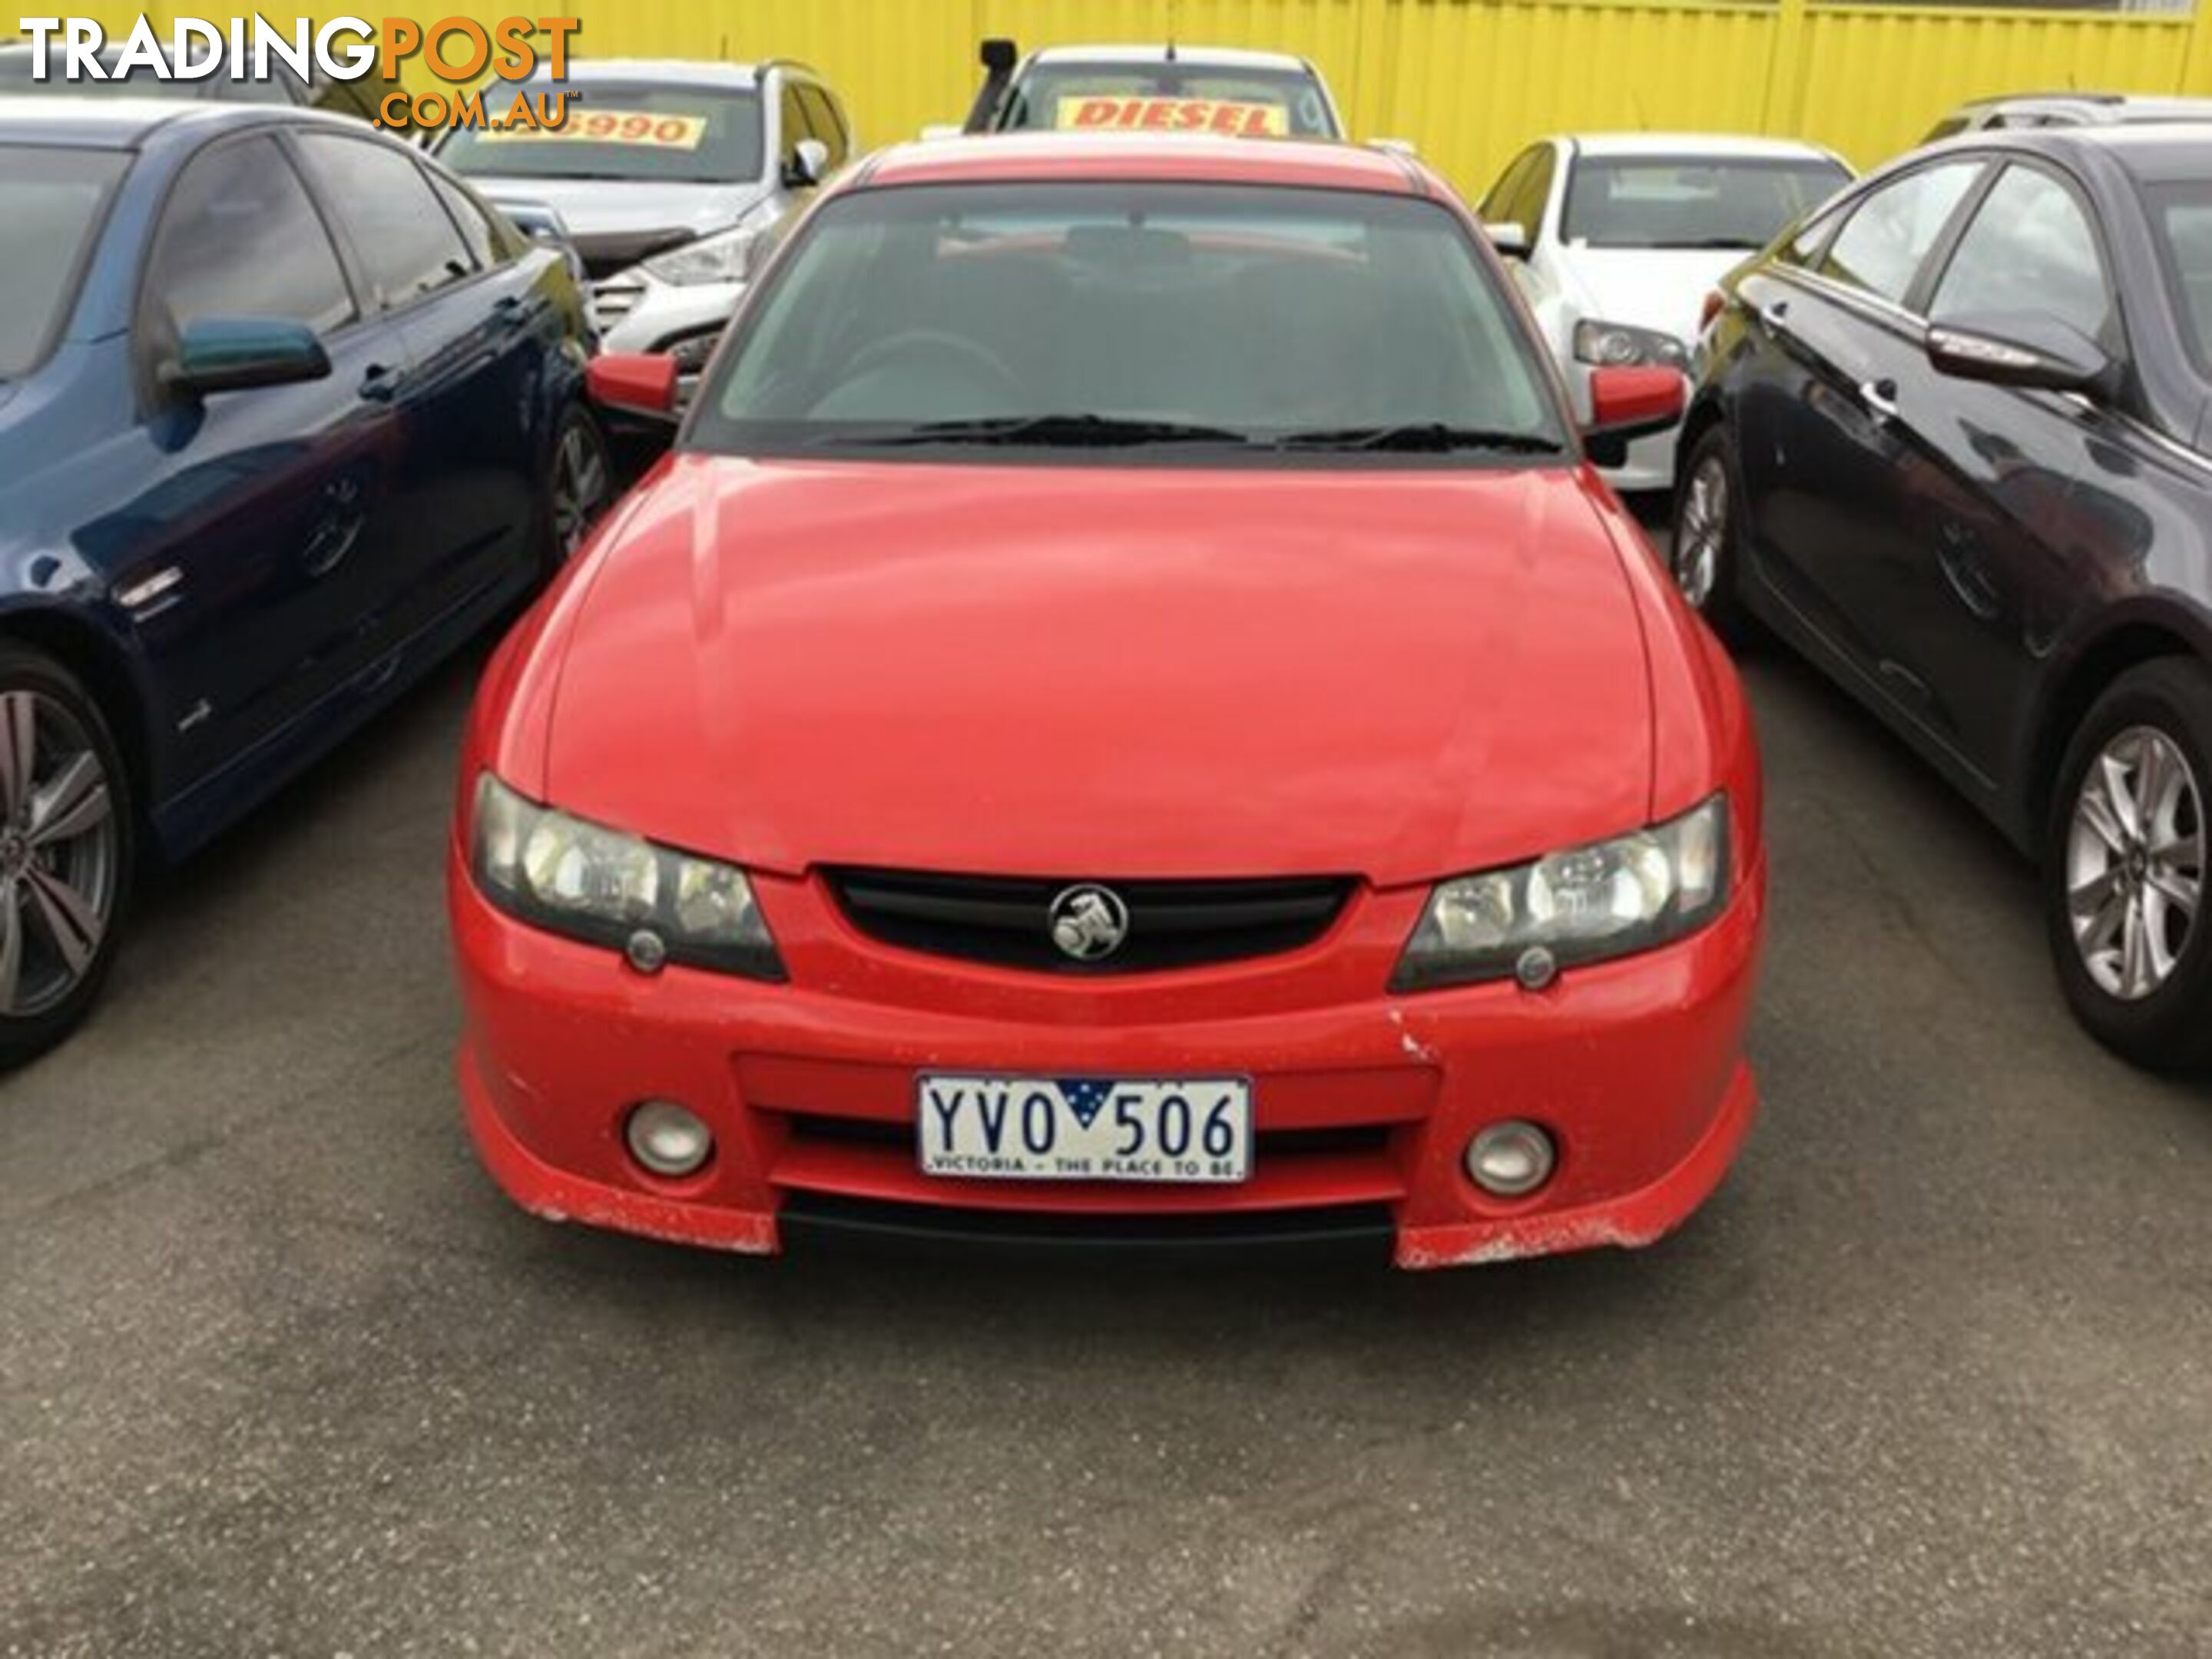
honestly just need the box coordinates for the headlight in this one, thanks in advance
[642,220,773,287]
[1573,318,1691,373]
[1392,795,1730,992]
[471,774,783,979]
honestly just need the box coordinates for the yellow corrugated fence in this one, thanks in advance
[70,0,2212,198]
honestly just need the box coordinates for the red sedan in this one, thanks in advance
[449,134,1766,1268]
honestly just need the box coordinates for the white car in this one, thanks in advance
[435,59,854,398]
[1479,133,1852,490]
[957,41,1346,141]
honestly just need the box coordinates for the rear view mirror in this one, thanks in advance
[163,316,330,398]
[1583,366,1684,468]
[1925,313,2116,398]
[1485,220,1530,260]
[587,352,679,418]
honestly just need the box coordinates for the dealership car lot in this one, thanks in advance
[4,613,2210,1656]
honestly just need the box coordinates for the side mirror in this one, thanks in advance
[784,136,830,188]
[587,352,679,417]
[1485,220,1531,260]
[163,317,330,398]
[980,37,1018,73]
[1925,313,2116,397]
[1583,365,1684,468]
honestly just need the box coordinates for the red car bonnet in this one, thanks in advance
[523,453,1656,889]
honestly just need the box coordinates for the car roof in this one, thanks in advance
[1557,131,1846,162]
[2013,120,2212,182]
[1962,91,2212,115]
[517,58,801,88]
[0,95,224,147]
[859,131,1422,194]
[1025,44,1314,74]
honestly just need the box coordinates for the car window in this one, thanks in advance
[1819,161,1982,306]
[694,180,1565,459]
[779,82,812,165]
[296,133,475,308]
[141,135,354,344]
[1563,154,1853,250]
[1780,201,1846,267]
[796,84,848,168]
[432,174,505,268]
[1930,164,2113,346]
[996,64,1338,139]
[2147,182,2212,375]
[439,82,765,186]
[1479,151,1535,224]
[1509,147,1557,240]
[0,144,129,378]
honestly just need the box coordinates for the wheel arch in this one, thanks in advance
[2025,606,2212,838]
[0,605,156,834]
[1674,395,1728,494]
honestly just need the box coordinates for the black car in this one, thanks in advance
[1675,124,2212,1071]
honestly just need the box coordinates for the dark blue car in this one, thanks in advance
[0,101,611,1064]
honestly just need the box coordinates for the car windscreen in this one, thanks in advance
[439,84,763,184]
[0,146,129,378]
[997,65,1337,138]
[1563,155,1853,250]
[2147,181,2212,376]
[689,181,1567,463]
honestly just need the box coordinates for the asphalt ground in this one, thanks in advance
[4,525,2209,1657]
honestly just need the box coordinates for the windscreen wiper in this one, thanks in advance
[1269,423,1565,455]
[813,412,1257,449]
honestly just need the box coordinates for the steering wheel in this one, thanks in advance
[838,329,1022,401]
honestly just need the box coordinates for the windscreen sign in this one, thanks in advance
[12,14,588,131]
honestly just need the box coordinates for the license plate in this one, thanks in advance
[916,1075,1252,1184]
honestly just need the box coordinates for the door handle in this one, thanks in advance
[359,363,403,402]
[492,293,533,329]
[1858,376,1900,422]
[1757,299,1790,333]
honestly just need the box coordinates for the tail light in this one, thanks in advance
[1699,289,1727,334]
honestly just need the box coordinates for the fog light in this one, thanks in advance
[1465,1121,1555,1197]
[625,1101,713,1177]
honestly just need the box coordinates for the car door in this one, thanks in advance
[1893,159,2131,777]
[293,131,548,649]
[104,130,412,779]
[1731,158,1985,677]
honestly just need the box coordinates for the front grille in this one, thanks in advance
[826,869,1354,974]
[778,1191,1396,1258]
[591,275,645,326]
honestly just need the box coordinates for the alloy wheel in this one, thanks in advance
[2066,724,2205,1002]
[1674,455,1727,611]
[0,689,120,1018]
[550,418,611,558]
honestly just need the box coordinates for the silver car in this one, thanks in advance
[435,58,853,393]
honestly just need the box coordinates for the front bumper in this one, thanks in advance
[452,851,1764,1270]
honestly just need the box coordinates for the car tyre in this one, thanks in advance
[2045,658,2212,1075]
[0,642,134,1070]
[541,401,614,572]
[1670,426,1753,643]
